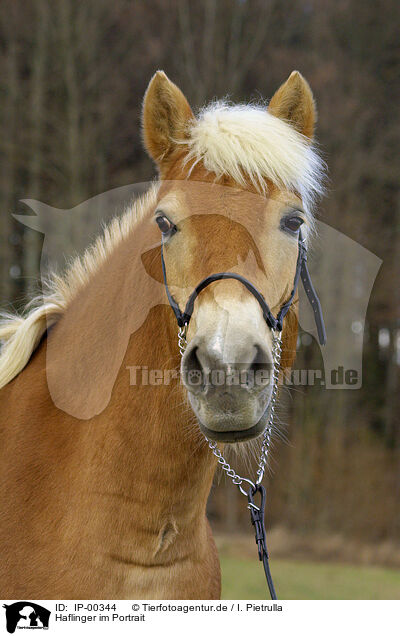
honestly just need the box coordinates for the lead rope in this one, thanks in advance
[178,325,282,600]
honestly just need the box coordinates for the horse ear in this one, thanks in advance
[268,70,316,139]
[142,70,194,169]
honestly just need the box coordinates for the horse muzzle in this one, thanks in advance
[181,333,274,442]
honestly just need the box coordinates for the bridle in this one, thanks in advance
[161,228,326,344]
[160,227,326,600]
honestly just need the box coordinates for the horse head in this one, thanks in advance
[142,70,325,441]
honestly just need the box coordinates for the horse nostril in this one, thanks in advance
[182,346,206,393]
[250,345,272,371]
[247,345,273,389]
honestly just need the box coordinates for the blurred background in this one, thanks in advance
[0,0,399,598]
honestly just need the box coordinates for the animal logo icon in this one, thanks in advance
[187,369,203,386]
[3,602,50,633]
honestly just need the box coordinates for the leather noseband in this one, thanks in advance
[161,228,326,346]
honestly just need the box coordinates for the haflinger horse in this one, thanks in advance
[0,70,324,599]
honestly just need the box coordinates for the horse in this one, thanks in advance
[0,70,325,599]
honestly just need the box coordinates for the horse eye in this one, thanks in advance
[155,214,175,234]
[282,215,304,233]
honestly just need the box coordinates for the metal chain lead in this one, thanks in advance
[256,332,282,485]
[178,325,188,357]
[178,327,282,497]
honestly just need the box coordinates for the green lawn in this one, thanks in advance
[221,556,400,600]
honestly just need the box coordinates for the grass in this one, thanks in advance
[220,556,400,600]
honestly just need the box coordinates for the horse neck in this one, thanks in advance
[99,303,217,523]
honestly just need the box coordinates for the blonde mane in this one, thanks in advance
[0,98,325,390]
[184,101,325,214]
[0,185,158,389]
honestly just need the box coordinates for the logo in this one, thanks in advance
[3,603,50,633]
